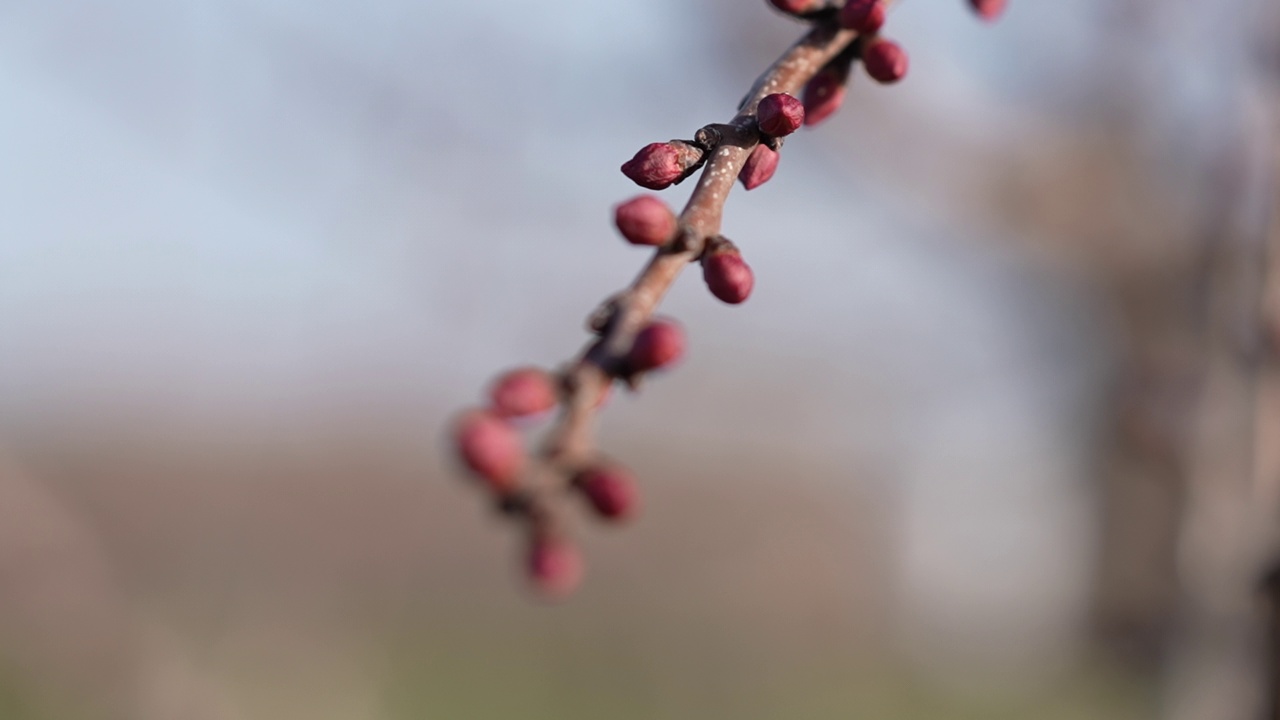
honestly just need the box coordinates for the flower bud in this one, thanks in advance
[802,66,849,126]
[756,93,804,137]
[489,367,557,419]
[453,410,524,492]
[768,0,823,14]
[575,464,639,521]
[613,195,678,247]
[702,242,755,305]
[863,39,909,84]
[738,145,779,191]
[628,320,685,373]
[969,0,1006,21]
[839,0,886,33]
[621,143,684,190]
[526,535,583,600]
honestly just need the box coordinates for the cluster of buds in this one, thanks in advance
[770,0,1009,125]
[452,356,663,598]
[802,1,912,126]
[450,0,1006,600]
[612,192,758,304]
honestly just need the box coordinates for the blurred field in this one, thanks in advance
[0,405,1150,719]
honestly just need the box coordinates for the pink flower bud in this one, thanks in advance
[613,195,677,247]
[839,0,886,33]
[628,320,685,373]
[489,367,557,419]
[702,243,755,305]
[969,0,1006,21]
[756,93,804,137]
[526,535,584,600]
[453,410,524,492]
[575,464,639,521]
[768,0,822,14]
[802,67,849,126]
[621,143,683,190]
[863,39,909,84]
[738,145,779,191]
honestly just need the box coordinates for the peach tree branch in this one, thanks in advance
[451,0,1003,600]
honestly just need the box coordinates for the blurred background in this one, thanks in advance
[2,0,1280,718]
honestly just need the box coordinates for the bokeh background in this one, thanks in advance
[2,1,1280,718]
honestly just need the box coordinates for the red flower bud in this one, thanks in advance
[702,243,755,305]
[739,145,779,191]
[628,320,685,373]
[453,410,524,492]
[526,535,584,600]
[839,0,886,33]
[613,195,677,247]
[621,143,684,190]
[756,93,805,137]
[768,0,822,14]
[575,464,639,521]
[969,0,1006,21]
[802,67,849,126]
[863,39,909,84]
[489,367,557,419]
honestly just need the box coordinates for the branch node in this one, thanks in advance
[496,490,534,518]
[668,139,710,186]
[622,372,643,392]
[587,294,624,335]
[672,226,708,256]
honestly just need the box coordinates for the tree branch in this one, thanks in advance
[538,20,862,511]
[450,0,937,598]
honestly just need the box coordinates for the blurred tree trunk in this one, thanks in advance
[1254,79,1280,720]
[1161,135,1271,720]
[1159,39,1280,716]
[1088,14,1280,720]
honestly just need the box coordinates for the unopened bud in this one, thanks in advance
[453,410,524,492]
[702,242,755,305]
[863,39,909,84]
[739,145,779,191]
[489,367,557,419]
[628,320,685,373]
[756,93,805,137]
[575,464,639,521]
[802,66,849,126]
[621,143,683,190]
[614,195,678,247]
[526,534,584,600]
[969,0,1006,21]
[839,0,886,33]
